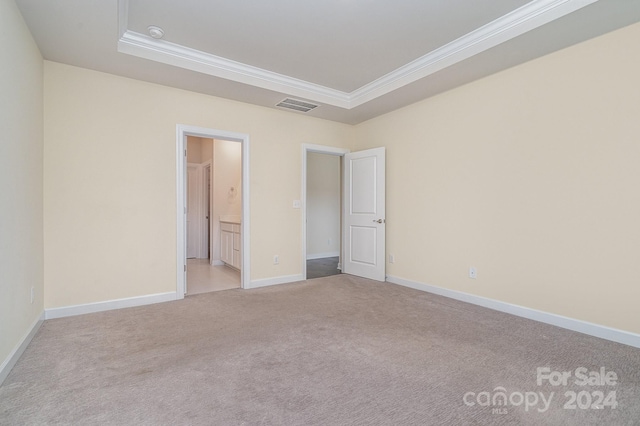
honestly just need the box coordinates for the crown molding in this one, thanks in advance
[117,0,598,110]
[117,0,128,39]
[349,0,598,107]
[117,30,351,108]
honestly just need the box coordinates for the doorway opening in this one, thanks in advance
[185,137,242,295]
[176,125,250,299]
[302,144,349,280]
[305,151,342,279]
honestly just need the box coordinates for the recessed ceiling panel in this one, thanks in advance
[127,0,531,92]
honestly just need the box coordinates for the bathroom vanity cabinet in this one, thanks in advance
[220,220,241,270]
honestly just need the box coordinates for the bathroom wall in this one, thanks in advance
[186,136,202,164]
[211,139,242,263]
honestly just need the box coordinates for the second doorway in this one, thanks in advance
[305,151,342,280]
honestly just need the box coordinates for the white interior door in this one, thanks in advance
[343,147,386,281]
[187,164,200,259]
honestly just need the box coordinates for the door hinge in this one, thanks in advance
[184,149,187,157]
[184,265,186,272]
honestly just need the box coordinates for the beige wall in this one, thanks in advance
[43,61,353,308]
[0,0,44,369]
[306,153,341,257]
[353,22,640,335]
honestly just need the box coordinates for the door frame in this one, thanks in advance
[201,160,212,260]
[301,144,350,279]
[176,125,250,297]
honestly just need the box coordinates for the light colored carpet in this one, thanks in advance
[1,275,639,425]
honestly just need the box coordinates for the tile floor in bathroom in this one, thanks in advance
[186,258,241,295]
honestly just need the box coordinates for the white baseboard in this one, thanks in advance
[248,274,304,289]
[45,292,177,320]
[306,252,340,260]
[0,312,44,386]
[211,260,224,266]
[386,275,640,349]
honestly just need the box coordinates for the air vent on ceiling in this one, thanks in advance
[275,98,319,113]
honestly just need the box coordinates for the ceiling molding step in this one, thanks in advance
[117,0,598,110]
[349,0,599,107]
[117,0,129,39]
[117,30,351,109]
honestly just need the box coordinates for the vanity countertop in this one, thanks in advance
[219,215,241,224]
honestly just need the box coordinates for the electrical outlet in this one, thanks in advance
[292,200,301,209]
[389,254,395,263]
[469,267,477,279]
[274,255,279,265]
[30,286,34,304]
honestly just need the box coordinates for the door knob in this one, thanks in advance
[373,219,385,223]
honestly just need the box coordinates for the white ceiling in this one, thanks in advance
[15,0,640,124]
